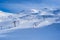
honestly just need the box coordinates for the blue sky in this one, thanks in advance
[0,0,60,40]
[0,0,60,13]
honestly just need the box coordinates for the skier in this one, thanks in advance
[13,21,16,27]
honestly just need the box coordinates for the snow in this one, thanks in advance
[0,8,60,33]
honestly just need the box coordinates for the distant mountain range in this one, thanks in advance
[0,8,60,33]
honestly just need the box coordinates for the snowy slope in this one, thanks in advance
[0,8,60,33]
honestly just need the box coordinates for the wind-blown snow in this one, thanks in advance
[0,8,60,33]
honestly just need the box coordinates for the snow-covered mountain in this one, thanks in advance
[0,8,60,33]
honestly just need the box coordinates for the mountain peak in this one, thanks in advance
[30,9,39,13]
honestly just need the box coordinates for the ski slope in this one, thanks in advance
[0,8,60,33]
